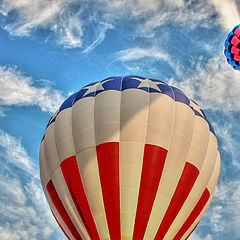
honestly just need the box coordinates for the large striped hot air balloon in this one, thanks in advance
[39,75,220,240]
[224,24,240,70]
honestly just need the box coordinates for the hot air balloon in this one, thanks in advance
[39,75,220,240]
[224,24,240,70]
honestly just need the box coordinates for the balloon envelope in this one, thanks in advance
[39,75,220,240]
[224,24,240,70]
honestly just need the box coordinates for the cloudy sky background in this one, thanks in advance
[0,0,240,239]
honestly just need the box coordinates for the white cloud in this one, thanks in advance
[0,0,233,49]
[0,66,65,113]
[0,130,61,240]
[0,0,85,48]
[99,0,184,18]
[0,129,34,175]
[0,0,112,50]
[210,0,240,30]
[168,56,240,112]
[55,9,84,49]
[0,107,6,117]
[0,0,64,36]
[114,46,174,75]
[212,121,240,169]
[189,232,213,240]
[83,22,114,53]
[138,1,216,37]
[202,179,240,239]
[0,177,58,240]
[187,179,240,240]
[116,46,172,62]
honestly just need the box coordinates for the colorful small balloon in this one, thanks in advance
[39,76,220,240]
[224,24,240,70]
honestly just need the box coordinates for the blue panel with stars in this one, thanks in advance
[45,75,215,136]
[59,92,77,112]
[73,88,91,103]
[122,76,141,90]
[172,87,190,105]
[101,76,122,91]
[158,84,174,99]
[149,77,166,85]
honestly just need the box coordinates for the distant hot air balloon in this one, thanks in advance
[224,24,240,70]
[39,75,220,240]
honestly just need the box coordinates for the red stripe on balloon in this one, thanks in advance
[234,55,240,61]
[96,142,121,240]
[46,180,83,240]
[172,188,210,240]
[52,210,71,240]
[60,156,100,240]
[154,162,199,240]
[231,36,240,47]
[132,144,168,240]
[231,45,240,55]
[234,27,240,38]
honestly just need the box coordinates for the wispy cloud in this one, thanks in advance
[189,232,213,240]
[0,0,112,50]
[116,46,172,62]
[1,0,237,50]
[54,9,84,49]
[113,46,174,75]
[0,177,58,240]
[0,66,65,113]
[213,121,240,170]
[0,0,64,36]
[0,129,61,240]
[202,179,240,239]
[0,129,34,174]
[0,0,85,48]
[83,22,114,54]
[188,178,240,240]
[168,56,240,112]
[210,0,240,30]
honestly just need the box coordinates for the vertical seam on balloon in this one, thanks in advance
[151,86,197,239]
[93,81,111,239]
[142,84,176,239]
[52,108,90,239]
[40,140,49,190]
[166,85,177,157]
[138,77,151,239]
[43,122,72,237]
[119,75,124,238]
[70,84,102,239]
[162,101,197,239]
[141,83,176,240]
[60,155,101,240]
[44,122,59,178]
[96,142,121,239]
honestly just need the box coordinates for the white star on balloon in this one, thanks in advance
[82,82,104,97]
[137,78,164,91]
[101,78,114,83]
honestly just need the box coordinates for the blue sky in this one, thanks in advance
[0,0,240,239]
